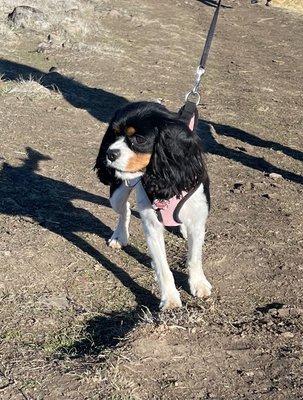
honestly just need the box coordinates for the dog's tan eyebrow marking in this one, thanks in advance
[126,153,151,172]
[125,126,136,136]
[113,125,120,134]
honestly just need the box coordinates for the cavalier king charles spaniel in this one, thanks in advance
[95,101,211,309]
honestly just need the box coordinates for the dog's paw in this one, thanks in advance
[107,230,128,249]
[108,238,125,249]
[160,291,182,310]
[189,277,212,299]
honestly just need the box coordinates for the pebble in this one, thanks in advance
[277,308,290,318]
[269,173,283,180]
[280,331,294,338]
[108,9,123,18]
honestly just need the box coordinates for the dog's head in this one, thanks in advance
[95,101,208,200]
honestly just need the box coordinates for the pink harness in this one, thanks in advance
[151,114,196,227]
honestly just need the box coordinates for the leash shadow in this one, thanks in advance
[197,120,303,185]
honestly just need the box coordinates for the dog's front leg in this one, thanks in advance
[108,182,132,249]
[136,184,181,310]
[186,220,212,299]
[179,186,212,299]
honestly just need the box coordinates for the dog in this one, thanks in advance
[95,101,211,309]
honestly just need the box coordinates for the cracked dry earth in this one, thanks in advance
[0,0,302,399]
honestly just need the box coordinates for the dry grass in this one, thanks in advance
[272,0,303,12]
[0,75,60,98]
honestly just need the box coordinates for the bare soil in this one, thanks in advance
[0,1,302,399]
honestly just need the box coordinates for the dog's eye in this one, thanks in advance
[133,135,147,144]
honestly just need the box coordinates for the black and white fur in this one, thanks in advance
[95,101,211,309]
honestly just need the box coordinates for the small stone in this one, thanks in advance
[277,308,290,318]
[108,9,123,18]
[272,59,285,65]
[251,182,265,189]
[269,173,283,180]
[280,331,294,338]
[290,308,303,317]
[39,294,70,310]
[231,182,244,194]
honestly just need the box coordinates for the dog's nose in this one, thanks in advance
[107,148,121,162]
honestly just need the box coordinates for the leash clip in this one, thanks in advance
[185,66,205,105]
[193,66,205,93]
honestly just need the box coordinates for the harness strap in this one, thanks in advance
[178,100,198,132]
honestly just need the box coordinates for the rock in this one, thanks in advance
[280,331,294,338]
[39,294,70,310]
[268,308,278,316]
[8,6,48,29]
[290,308,303,317]
[251,181,266,189]
[277,308,290,318]
[268,172,283,180]
[108,9,124,18]
[231,182,244,193]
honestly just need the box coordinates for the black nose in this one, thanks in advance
[107,148,121,162]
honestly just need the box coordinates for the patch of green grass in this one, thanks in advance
[43,331,80,354]
[1,328,22,341]
[0,79,14,95]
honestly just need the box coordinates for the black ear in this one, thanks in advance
[143,120,209,201]
[94,123,120,188]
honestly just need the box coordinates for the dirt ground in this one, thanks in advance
[0,0,302,399]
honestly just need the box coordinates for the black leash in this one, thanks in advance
[179,0,222,125]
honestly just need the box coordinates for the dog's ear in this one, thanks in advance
[95,123,118,186]
[143,120,208,200]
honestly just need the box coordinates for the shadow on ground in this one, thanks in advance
[1,59,301,184]
[197,0,233,9]
[0,147,188,356]
[0,58,302,357]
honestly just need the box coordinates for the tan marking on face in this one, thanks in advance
[125,126,136,136]
[113,125,120,134]
[126,153,151,172]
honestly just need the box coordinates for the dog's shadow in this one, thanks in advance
[0,147,189,356]
[0,58,302,358]
[0,59,301,184]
